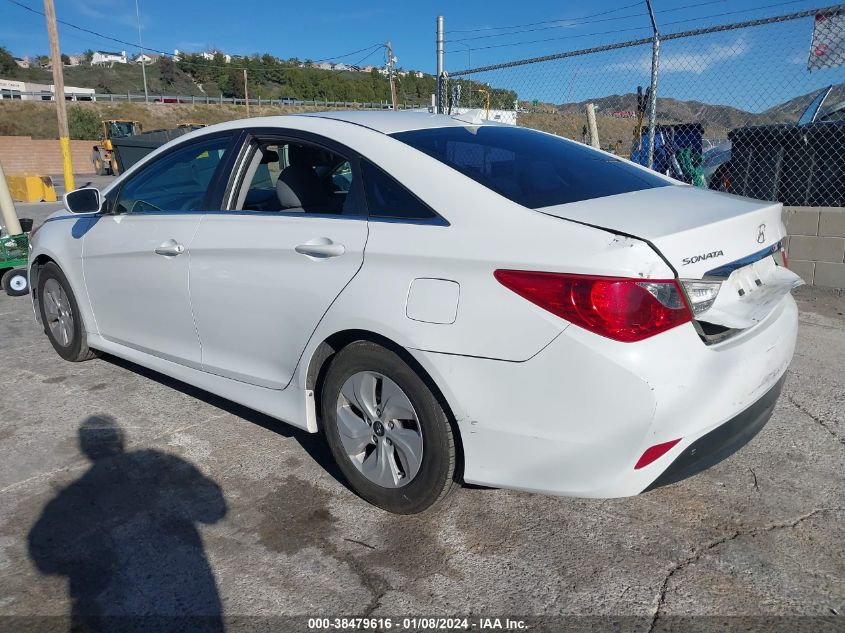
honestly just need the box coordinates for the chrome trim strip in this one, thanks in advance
[703,241,781,279]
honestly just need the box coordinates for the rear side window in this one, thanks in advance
[361,161,438,221]
[391,126,670,208]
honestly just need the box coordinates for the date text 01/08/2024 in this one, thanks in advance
[307,617,528,630]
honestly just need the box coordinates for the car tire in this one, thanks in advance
[93,152,107,176]
[2,268,29,296]
[37,262,98,362]
[321,341,456,514]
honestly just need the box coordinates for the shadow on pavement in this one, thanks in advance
[101,354,347,487]
[28,415,227,632]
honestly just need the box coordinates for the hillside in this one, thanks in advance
[763,82,845,120]
[0,101,327,139]
[8,62,218,97]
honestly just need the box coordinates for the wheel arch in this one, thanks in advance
[305,329,465,481]
[29,253,57,324]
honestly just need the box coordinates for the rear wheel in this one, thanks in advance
[92,151,107,176]
[38,263,97,362]
[2,268,28,296]
[321,341,456,514]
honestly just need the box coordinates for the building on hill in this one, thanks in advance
[133,53,154,65]
[201,50,232,63]
[0,77,95,101]
[13,57,29,69]
[91,50,127,65]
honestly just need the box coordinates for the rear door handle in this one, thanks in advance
[155,239,185,257]
[295,238,345,259]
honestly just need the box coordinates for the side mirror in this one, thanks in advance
[63,188,102,214]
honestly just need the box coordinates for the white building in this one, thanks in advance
[133,53,154,65]
[0,77,95,101]
[13,57,29,69]
[201,50,232,63]
[91,50,127,65]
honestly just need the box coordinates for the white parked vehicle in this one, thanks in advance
[30,111,802,513]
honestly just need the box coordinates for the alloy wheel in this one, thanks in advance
[43,278,74,347]
[336,371,424,488]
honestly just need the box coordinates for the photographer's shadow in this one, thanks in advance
[28,415,227,632]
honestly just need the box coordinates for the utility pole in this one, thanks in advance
[135,0,148,102]
[243,69,250,116]
[645,0,660,170]
[43,0,74,191]
[386,40,397,111]
[436,15,444,113]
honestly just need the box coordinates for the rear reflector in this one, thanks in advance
[494,270,692,342]
[635,438,682,470]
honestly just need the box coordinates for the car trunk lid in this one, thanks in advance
[537,185,803,332]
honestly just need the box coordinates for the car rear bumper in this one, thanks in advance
[643,372,785,492]
[409,294,798,498]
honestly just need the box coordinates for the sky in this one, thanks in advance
[1,0,844,112]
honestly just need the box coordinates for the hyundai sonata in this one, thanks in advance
[30,111,801,513]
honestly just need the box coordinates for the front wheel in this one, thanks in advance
[321,341,456,514]
[37,262,97,362]
[2,268,28,296]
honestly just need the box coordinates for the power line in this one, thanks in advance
[446,0,729,43]
[313,43,387,63]
[447,0,816,53]
[4,0,387,71]
[446,2,643,34]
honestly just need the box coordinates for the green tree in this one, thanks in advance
[61,53,70,65]
[68,106,101,140]
[0,46,17,76]
[159,55,177,86]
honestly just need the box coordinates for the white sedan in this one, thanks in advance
[30,111,801,513]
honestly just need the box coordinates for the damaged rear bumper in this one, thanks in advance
[644,372,786,492]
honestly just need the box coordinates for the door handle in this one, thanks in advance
[295,238,345,259]
[155,239,185,257]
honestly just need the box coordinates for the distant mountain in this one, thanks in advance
[762,82,845,120]
[556,93,756,130]
[547,82,845,134]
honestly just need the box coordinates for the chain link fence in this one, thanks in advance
[445,5,845,208]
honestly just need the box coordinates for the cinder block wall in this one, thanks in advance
[0,136,95,176]
[783,207,845,289]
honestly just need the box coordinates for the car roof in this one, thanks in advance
[296,109,507,134]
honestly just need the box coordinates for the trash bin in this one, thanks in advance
[727,121,845,206]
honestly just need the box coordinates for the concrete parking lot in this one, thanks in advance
[0,194,843,630]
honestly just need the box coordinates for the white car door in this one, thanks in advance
[189,135,368,389]
[83,133,235,368]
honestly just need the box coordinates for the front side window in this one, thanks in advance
[391,126,670,209]
[234,139,360,215]
[114,135,231,214]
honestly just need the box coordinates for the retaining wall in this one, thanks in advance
[0,136,95,175]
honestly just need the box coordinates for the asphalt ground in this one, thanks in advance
[0,190,842,632]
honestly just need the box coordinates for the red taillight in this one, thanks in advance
[634,438,682,470]
[494,270,692,342]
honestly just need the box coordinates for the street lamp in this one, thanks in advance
[135,0,148,102]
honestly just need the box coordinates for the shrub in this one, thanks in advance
[68,106,101,140]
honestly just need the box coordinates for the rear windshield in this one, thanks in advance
[390,125,670,208]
